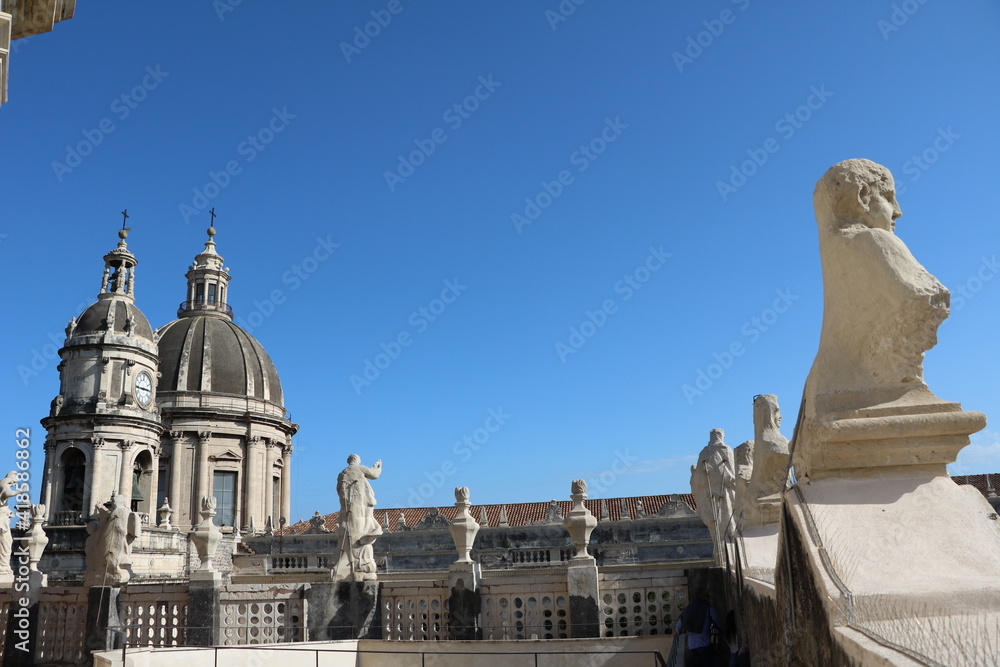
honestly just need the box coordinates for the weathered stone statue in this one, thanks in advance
[0,506,13,582]
[744,394,789,526]
[83,494,141,587]
[734,440,754,527]
[690,429,736,562]
[795,158,985,478]
[334,455,383,582]
[805,158,948,414]
[0,470,19,505]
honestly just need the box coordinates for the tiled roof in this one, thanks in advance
[286,493,698,535]
[952,472,1000,499]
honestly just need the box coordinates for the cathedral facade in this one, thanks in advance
[39,226,297,533]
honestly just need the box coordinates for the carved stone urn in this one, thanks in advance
[563,480,598,559]
[190,496,223,576]
[448,487,480,564]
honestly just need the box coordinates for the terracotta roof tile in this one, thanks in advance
[286,493,698,535]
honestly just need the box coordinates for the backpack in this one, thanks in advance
[680,599,709,634]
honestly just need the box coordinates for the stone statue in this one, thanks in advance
[744,394,789,526]
[805,158,948,415]
[794,159,985,479]
[734,440,754,527]
[690,429,736,562]
[0,506,13,580]
[84,494,141,587]
[65,316,77,338]
[333,455,383,582]
[0,471,19,506]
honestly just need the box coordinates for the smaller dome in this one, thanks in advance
[75,299,154,340]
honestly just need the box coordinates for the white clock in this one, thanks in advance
[135,371,153,408]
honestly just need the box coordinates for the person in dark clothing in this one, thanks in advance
[674,588,720,667]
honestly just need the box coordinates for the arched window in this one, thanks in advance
[60,448,87,518]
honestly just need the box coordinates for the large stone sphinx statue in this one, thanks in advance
[690,428,736,562]
[84,494,142,587]
[333,455,383,582]
[794,158,985,479]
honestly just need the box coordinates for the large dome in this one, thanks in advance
[156,317,284,406]
[76,299,154,340]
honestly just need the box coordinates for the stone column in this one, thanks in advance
[146,450,159,517]
[244,436,262,530]
[280,445,292,524]
[563,480,600,638]
[42,441,56,514]
[448,487,481,640]
[264,442,276,524]
[118,442,133,507]
[168,433,184,527]
[196,432,212,520]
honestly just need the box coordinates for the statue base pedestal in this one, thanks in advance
[85,587,121,660]
[567,558,600,638]
[448,562,480,640]
[305,580,382,640]
[795,393,985,480]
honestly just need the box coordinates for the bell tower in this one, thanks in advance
[40,219,164,525]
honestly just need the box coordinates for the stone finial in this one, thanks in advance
[635,499,646,518]
[563,479,597,560]
[449,487,480,564]
[397,511,408,530]
[620,499,631,521]
[498,505,509,527]
[158,497,173,529]
[264,515,274,536]
[248,515,256,535]
[84,494,141,587]
[190,496,223,580]
[690,428,736,565]
[600,498,609,521]
[477,505,488,527]
[27,504,49,574]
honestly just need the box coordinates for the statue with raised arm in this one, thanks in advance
[333,455,383,582]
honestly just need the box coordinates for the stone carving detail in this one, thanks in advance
[84,494,142,586]
[744,394,789,527]
[734,440,754,527]
[806,158,947,412]
[795,158,986,478]
[690,429,736,563]
[498,505,509,527]
[306,511,330,534]
[0,505,13,582]
[190,496,223,577]
[333,455,383,582]
[158,498,173,529]
[563,479,597,559]
[414,507,451,531]
[27,504,49,580]
[533,500,564,525]
[656,498,697,518]
[449,487,480,563]
[0,471,18,506]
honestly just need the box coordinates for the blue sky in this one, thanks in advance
[3,1,999,523]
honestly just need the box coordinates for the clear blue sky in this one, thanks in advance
[3,1,999,523]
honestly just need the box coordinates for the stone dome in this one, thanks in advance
[156,317,284,406]
[75,299,154,340]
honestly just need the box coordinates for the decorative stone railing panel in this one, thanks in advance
[35,587,88,664]
[598,570,688,638]
[380,579,449,641]
[220,585,305,645]
[119,586,188,647]
[480,571,570,640]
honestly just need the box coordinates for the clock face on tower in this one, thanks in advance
[135,371,153,408]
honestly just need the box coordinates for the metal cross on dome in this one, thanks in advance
[209,207,217,225]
